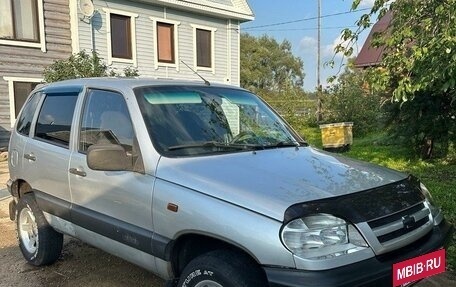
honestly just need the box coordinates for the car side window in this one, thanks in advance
[16,91,42,136]
[79,89,143,172]
[34,93,78,147]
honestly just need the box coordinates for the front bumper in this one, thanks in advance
[265,220,453,287]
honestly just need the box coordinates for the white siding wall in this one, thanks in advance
[77,0,241,86]
[230,20,241,86]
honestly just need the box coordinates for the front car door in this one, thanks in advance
[68,88,156,266]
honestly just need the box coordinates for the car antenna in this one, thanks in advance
[180,60,210,86]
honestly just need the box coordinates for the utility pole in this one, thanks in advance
[316,0,322,122]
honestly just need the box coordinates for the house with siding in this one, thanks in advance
[0,0,254,146]
[0,0,72,145]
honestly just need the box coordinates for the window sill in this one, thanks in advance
[196,66,214,74]
[155,62,179,70]
[110,57,136,66]
[0,39,45,52]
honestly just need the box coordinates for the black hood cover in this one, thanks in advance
[284,176,425,223]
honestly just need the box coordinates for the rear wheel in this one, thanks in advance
[16,193,63,266]
[177,250,266,287]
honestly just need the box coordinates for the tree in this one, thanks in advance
[335,0,456,158]
[259,86,316,130]
[44,51,139,83]
[323,59,383,136]
[240,33,304,92]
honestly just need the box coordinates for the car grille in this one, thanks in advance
[357,202,433,255]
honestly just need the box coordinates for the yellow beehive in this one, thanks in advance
[319,122,353,149]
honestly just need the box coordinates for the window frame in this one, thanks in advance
[77,88,144,173]
[0,0,46,51]
[156,22,175,64]
[150,17,180,70]
[78,88,135,153]
[191,24,216,73]
[110,13,132,59]
[33,93,79,149]
[3,76,43,128]
[103,8,138,66]
[15,91,42,137]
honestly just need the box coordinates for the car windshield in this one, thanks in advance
[134,85,303,156]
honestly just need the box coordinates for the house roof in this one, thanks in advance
[354,11,392,68]
[135,0,254,22]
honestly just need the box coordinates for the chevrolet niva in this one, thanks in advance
[7,78,452,287]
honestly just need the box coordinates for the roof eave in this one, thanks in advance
[131,0,254,22]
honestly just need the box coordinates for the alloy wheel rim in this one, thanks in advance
[18,208,38,254]
[194,280,223,287]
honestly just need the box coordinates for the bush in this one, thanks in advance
[257,87,317,132]
[44,51,139,83]
[323,63,384,136]
[382,92,455,159]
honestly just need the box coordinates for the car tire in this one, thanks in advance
[16,193,63,266]
[177,250,266,287]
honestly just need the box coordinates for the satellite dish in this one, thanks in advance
[78,0,95,18]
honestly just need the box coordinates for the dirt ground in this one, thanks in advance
[0,157,164,287]
[0,197,165,287]
[0,159,455,287]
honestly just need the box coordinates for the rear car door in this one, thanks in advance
[21,87,80,217]
[9,91,43,182]
[68,88,155,254]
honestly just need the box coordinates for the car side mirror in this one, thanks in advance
[87,144,128,171]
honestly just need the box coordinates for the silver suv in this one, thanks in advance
[8,78,452,287]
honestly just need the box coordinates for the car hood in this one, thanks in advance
[156,147,407,221]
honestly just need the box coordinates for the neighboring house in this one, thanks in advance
[0,0,72,145]
[354,11,392,68]
[0,0,254,146]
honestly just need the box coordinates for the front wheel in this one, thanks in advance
[177,250,267,287]
[16,193,63,266]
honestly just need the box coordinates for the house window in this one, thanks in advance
[150,17,180,69]
[191,25,216,71]
[14,82,40,117]
[3,77,43,127]
[110,14,132,59]
[0,0,45,51]
[196,29,212,68]
[103,8,138,65]
[0,0,39,42]
[157,22,175,63]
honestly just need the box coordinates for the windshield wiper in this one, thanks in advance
[167,141,252,151]
[263,141,308,149]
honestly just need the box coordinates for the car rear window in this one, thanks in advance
[34,93,78,148]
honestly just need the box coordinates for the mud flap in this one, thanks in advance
[9,199,16,221]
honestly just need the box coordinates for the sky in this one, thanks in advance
[241,0,376,91]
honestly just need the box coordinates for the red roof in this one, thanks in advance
[354,11,392,68]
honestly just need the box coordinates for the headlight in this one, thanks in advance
[420,183,442,223]
[281,214,368,260]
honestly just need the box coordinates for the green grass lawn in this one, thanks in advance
[300,127,456,268]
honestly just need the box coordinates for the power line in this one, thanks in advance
[243,8,370,30]
[244,25,358,32]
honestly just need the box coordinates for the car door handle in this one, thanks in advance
[69,168,87,177]
[24,153,36,161]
